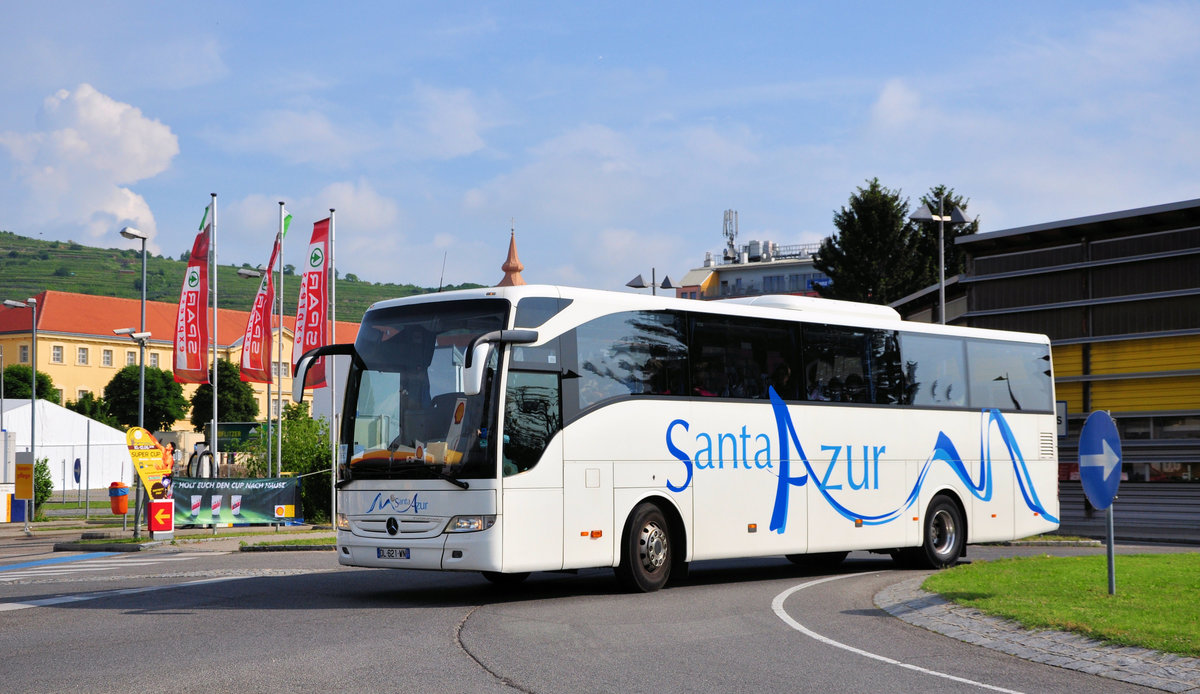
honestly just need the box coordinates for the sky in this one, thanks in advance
[2,1,1198,296]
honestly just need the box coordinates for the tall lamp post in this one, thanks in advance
[119,225,150,537]
[4,297,37,534]
[909,198,971,324]
[114,328,151,537]
[626,269,674,296]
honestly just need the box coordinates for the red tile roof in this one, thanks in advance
[0,290,360,346]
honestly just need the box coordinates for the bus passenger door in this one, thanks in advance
[500,370,564,572]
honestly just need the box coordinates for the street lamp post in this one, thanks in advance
[114,328,151,537]
[909,198,971,324]
[626,269,675,296]
[119,225,149,537]
[4,297,38,534]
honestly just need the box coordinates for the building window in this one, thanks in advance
[149,352,160,368]
[102,349,113,367]
[51,345,64,363]
[77,347,89,365]
[77,389,90,401]
[126,350,136,366]
[19,345,29,363]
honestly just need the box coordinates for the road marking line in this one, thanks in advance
[772,573,1026,694]
[0,552,118,572]
[0,576,249,612]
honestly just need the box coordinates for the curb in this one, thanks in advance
[52,541,161,552]
[238,544,336,552]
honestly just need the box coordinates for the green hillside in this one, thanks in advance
[0,231,484,320]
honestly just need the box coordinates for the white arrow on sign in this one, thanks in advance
[1080,438,1121,479]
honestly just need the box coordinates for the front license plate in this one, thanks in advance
[377,547,410,560]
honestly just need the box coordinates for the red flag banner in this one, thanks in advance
[174,222,210,384]
[293,218,329,388]
[240,236,280,383]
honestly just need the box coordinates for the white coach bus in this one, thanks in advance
[294,285,1058,592]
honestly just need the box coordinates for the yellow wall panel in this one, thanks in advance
[1091,335,1200,374]
[1054,382,1084,413]
[1051,344,1083,377]
[1091,376,1200,412]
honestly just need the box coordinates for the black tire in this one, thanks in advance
[913,496,965,569]
[481,571,530,586]
[616,503,672,592]
[784,551,849,570]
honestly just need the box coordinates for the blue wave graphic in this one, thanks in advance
[767,387,1058,533]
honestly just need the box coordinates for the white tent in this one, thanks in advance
[1,399,133,491]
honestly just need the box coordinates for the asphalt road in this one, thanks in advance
[0,539,1185,693]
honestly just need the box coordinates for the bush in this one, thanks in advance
[34,457,53,512]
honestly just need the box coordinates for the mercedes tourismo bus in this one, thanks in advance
[294,285,1059,592]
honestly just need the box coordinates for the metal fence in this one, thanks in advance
[1056,482,1200,544]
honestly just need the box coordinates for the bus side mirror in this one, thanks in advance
[464,343,493,397]
[463,329,539,396]
[292,343,359,403]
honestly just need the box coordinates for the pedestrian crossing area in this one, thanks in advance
[0,552,208,582]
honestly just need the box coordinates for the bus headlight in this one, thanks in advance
[336,512,351,531]
[446,515,496,533]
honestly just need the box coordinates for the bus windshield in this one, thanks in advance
[342,299,508,483]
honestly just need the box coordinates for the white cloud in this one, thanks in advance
[0,84,178,252]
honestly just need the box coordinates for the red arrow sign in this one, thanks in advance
[149,499,174,532]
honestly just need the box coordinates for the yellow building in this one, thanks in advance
[0,290,359,431]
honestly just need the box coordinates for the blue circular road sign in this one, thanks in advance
[1079,410,1122,510]
[73,458,81,484]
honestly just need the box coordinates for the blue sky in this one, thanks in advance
[2,2,1198,294]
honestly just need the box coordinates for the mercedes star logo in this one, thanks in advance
[386,517,399,535]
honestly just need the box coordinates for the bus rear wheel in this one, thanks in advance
[905,496,964,569]
[616,503,672,592]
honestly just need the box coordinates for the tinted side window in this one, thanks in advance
[900,333,968,407]
[967,340,1053,412]
[514,297,572,328]
[503,370,562,475]
[801,324,902,404]
[573,311,688,411]
[690,315,799,400]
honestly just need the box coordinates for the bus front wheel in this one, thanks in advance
[616,503,672,592]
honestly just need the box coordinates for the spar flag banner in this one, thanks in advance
[293,218,330,388]
[240,234,282,383]
[174,209,211,383]
[173,477,302,526]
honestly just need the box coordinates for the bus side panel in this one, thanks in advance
[688,403,807,561]
[1013,422,1060,539]
[803,408,913,554]
[563,461,614,569]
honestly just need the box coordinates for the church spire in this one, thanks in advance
[497,219,526,286]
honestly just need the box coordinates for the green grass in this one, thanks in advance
[923,553,1200,658]
[0,230,484,319]
[41,501,110,510]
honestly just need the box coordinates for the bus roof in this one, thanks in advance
[365,284,1049,345]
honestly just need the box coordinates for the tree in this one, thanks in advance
[189,359,259,432]
[910,185,979,290]
[65,392,121,428]
[104,365,190,431]
[813,178,920,305]
[244,402,331,522]
[1,364,60,404]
